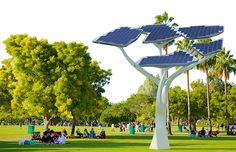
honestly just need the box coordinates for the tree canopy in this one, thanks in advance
[2,34,111,131]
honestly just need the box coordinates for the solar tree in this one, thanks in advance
[93,24,224,150]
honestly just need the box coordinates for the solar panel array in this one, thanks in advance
[192,39,223,55]
[138,51,198,68]
[93,27,143,47]
[93,24,224,47]
[141,24,180,43]
[93,24,223,67]
[178,26,224,40]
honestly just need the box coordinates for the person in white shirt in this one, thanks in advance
[111,124,115,132]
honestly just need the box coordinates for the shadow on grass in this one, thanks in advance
[172,147,236,151]
[108,134,236,141]
[169,135,236,141]
[107,135,152,140]
[1,135,236,152]
[0,140,148,152]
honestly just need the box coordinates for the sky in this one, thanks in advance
[0,0,236,103]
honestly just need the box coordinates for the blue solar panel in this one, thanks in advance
[192,39,223,55]
[141,24,167,33]
[138,51,198,68]
[178,26,224,39]
[93,27,143,47]
[140,24,180,43]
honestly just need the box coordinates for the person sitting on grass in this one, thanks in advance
[61,128,68,137]
[89,128,96,138]
[58,134,66,144]
[84,128,90,138]
[41,131,49,143]
[207,130,213,138]
[98,128,106,139]
[198,131,201,137]
[52,130,59,138]
[76,128,83,138]
[50,130,60,143]
[42,130,53,143]
[200,127,206,137]
[190,128,196,136]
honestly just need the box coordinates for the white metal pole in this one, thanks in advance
[118,44,217,150]
[149,44,170,149]
[150,69,170,149]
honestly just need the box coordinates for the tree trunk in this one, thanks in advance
[71,114,77,136]
[166,78,172,135]
[192,120,197,131]
[43,116,50,131]
[186,70,191,131]
[206,67,212,131]
[224,70,229,132]
[167,109,172,135]
[217,122,220,131]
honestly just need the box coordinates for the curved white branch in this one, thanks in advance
[118,47,160,85]
[165,54,216,89]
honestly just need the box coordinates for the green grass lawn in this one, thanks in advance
[0,125,235,152]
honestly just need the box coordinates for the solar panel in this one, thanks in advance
[140,24,180,43]
[93,27,143,47]
[192,39,223,55]
[140,24,167,33]
[178,26,224,39]
[137,51,198,68]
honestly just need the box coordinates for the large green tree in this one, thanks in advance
[100,102,136,125]
[137,78,157,97]
[228,85,236,124]
[53,42,111,135]
[4,35,58,129]
[190,80,207,130]
[214,49,236,131]
[126,94,155,123]
[169,86,187,125]
[208,72,225,129]
[0,59,15,121]
[3,34,111,132]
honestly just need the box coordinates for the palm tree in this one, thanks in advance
[175,38,195,132]
[155,11,178,135]
[155,11,178,54]
[214,49,236,131]
[196,38,215,131]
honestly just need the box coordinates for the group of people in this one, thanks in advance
[111,122,155,133]
[82,128,106,139]
[38,127,105,144]
[190,127,217,138]
[41,129,66,144]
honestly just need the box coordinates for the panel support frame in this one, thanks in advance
[118,46,216,150]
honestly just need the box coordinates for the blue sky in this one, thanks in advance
[0,0,235,103]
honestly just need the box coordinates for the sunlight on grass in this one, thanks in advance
[0,125,235,152]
